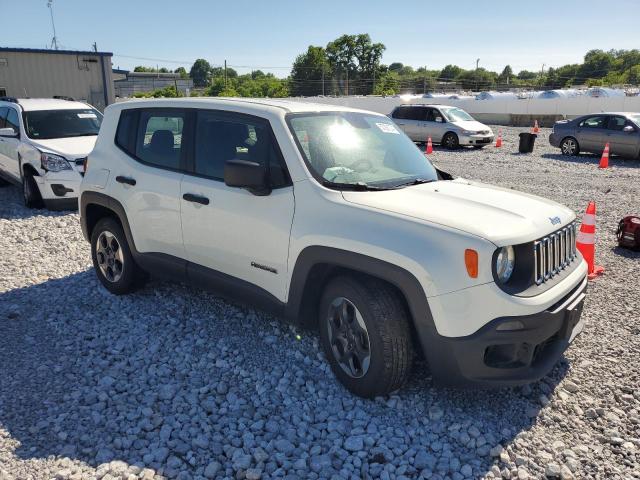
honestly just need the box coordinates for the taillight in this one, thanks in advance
[83,157,88,172]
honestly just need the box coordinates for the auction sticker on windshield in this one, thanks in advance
[376,122,400,134]
[78,113,97,118]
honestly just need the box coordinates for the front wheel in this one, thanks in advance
[22,172,44,209]
[442,132,460,150]
[560,137,580,156]
[91,217,146,295]
[319,276,413,398]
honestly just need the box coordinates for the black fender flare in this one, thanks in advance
[285,246,443,368]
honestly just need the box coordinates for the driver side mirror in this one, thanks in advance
[224,159,271,196]
[0,127,18,138]
[435,117,444,123]
[623,125,635,133]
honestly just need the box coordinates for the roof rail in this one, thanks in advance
[53,95,76,101]
[0,96,19,104]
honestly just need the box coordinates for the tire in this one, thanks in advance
[22,171,44,209]
[319,275,413,398]
[442,132,460,150]
[91,217,145,295]
[560,137,580,156]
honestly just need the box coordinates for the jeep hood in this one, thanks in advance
[451,120,492,132]
[29,136,97,158]
[342,178,575,246]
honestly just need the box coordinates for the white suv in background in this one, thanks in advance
[0,97,102,209]
[390,104,494,149]
[80,98,587,398]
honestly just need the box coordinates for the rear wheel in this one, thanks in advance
[22,171,44,209]
[560,137,580,156]
[91,217,145,295]
[442,132,460,150]
[319,275,413,398]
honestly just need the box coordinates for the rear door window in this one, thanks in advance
[134,109,186,170]
[579,116,606,129]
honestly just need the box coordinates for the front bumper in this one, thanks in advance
[428,275,587,387]
[34,169,82,210]
[459,134,494,146]
[549,132,560,147]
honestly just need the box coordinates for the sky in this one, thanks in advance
[3,0,640,76]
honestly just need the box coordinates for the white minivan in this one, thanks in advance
[0,97,102,209]
[390,104,494,149]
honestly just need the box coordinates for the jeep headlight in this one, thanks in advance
[41,152,71,172]
[495,246,515,283]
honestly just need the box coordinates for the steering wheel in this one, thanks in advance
[349,158,373,172]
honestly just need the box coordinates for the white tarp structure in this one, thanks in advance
[536,89,583,99]
[476,91,519,100]
[584,87,625,98]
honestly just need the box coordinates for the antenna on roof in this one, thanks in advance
[47,0,59,50]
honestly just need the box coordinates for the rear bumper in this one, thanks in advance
[428,276,587,387]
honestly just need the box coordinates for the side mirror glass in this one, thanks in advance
[623,125,635,133]
[224,159,271,196]
[0,127,18,138]
[435,117,443,123]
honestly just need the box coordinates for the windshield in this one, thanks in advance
[24,109,103,140]
[287,112,438,188]
[442,107,474,123]
[629,114,640,126]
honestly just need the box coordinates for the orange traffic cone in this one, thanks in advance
[576,201,604,280]
[599,143,610,169]
[495,130,503,148]
[532,120,540,134]
[425,137,433,155]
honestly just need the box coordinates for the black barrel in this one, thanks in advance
[518,133,537,153]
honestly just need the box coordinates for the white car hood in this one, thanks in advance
[29,136,97,158]
[342,178,575,245]
[451,120,491,132]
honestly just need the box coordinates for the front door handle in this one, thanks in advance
[182,193,210,205]
[116,176,136,186]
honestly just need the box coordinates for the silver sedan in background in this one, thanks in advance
[549,112,640,158]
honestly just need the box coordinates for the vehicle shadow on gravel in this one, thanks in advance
[0,270,570,479]
[612,246,640,258]
[540,152,640,168]
[0,185,76,220]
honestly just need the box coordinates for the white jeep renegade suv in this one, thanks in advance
[79,98,588,398]
[0,97,102,209]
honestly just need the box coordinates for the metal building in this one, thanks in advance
[113,70,194,97]
[0,47,115,111]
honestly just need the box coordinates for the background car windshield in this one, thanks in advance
[24,109,103,139]
[443,108,474,122]
[288,112,438,187]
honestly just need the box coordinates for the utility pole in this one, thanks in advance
[540,63,546,87]
[345,69,349,96]
[92,42,97,52]
[224,60,228,88]
[423,66,427,94]
[321,63,325,96]
[47,0,59,50]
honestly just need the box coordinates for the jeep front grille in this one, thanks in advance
[533,222,578,285]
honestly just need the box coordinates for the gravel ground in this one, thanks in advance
[0,126,639,480]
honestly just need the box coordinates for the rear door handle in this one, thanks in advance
[182,193,210,205]
[116,176,136,186]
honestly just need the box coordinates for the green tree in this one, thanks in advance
[326,34,385,95]
[456,68,496,90]
[290,46,328,96]
[189,59,212,87]
[373,71,400,95]
[439,65,463,82]
[498,65,514,85]
[174,67,188,78]
[517,70,538,81]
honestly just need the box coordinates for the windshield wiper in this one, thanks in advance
[321,179,391,191]
[390,178,436,189]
